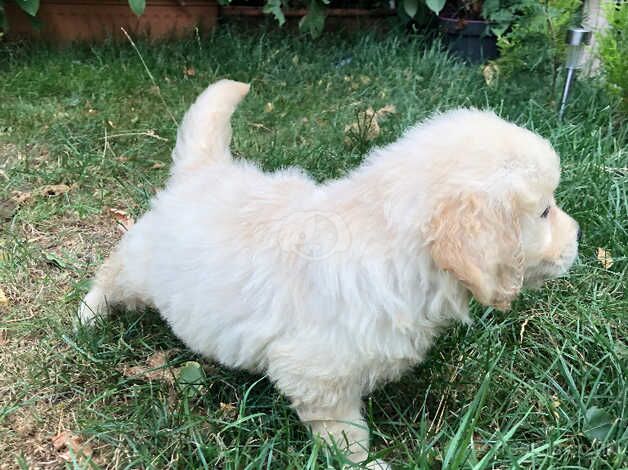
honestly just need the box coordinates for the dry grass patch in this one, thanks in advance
[0,208,126,468]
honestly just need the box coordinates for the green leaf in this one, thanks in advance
[403,0,418,18]
[45,252,69,269]
[584,406,614,443]
[0,5,7,34]
[299,0,326,39]
[481,0,499,17]
[489,10,514,37]
[15,0,39,16]
[128,0,146,16]
[425,0,446,14]
[263,0,285,26]
[177,361,205,390]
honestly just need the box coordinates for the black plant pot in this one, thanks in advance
[438,16,498,64]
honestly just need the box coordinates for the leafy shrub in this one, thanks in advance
[598,2,627,113]
[496,0,582,86]
[402,0,527,37]
[0,0,39,31]
[0,0,147,32]
[225,0,389,38]
[0,0,385,39]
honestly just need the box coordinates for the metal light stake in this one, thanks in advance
[559,27,592,120]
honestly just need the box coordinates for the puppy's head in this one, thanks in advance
[422,110,579,310]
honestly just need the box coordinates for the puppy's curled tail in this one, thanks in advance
[171,79,250,172]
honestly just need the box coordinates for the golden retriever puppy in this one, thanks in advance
[79,80,579,469]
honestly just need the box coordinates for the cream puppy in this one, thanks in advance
[79,80,579,469]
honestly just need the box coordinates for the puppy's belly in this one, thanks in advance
[148,276,285,372]
[165,307,277,371]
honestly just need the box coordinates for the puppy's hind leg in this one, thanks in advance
[78,249,142,326]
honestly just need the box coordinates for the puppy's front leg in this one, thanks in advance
[297,402,390,470]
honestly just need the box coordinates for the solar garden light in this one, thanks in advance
[559,26,593,120]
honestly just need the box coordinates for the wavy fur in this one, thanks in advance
[79,80,579,468]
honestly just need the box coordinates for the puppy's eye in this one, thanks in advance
[541,206,550,218]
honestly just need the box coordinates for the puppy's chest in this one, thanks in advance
[361,330,439,394]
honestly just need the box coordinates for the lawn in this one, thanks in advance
[0,26,626,469]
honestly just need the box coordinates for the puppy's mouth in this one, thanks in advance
[523,244,579,289]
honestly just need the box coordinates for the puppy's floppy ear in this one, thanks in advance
[427,192,524,311]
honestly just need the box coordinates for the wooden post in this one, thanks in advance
[582,0,613,76]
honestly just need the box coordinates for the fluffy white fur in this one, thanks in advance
[79,80,579,468]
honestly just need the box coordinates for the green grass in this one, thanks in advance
[1,26,626,469]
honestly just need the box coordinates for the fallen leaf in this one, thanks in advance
[482,63,499,86]
[0,199,17,221]
[44,252,70,269]
[0,330,7,345]
[375,104,396,118]
[52,430,93,462]
[147,350,169,369]
[596,247,613,269]
[121,350,173,383]
[150,161,165,169]
[176,361,206,398]
[108,208,135,233]
[184,66,196,77]
[0,190,33,220]
[11,190,32,204]
[0,287,8,306]
[219,402,238,420]
[52,431,70,451]
[220,402,236,412]
[40,184,70,197]
[176,361,204,385]
[584,406,615,443]
[107,120,116,128]
[265,102,274,113]
[344,108,379,144]
[344,104,396,146]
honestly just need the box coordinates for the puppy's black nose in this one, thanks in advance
[577,227,582,242]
